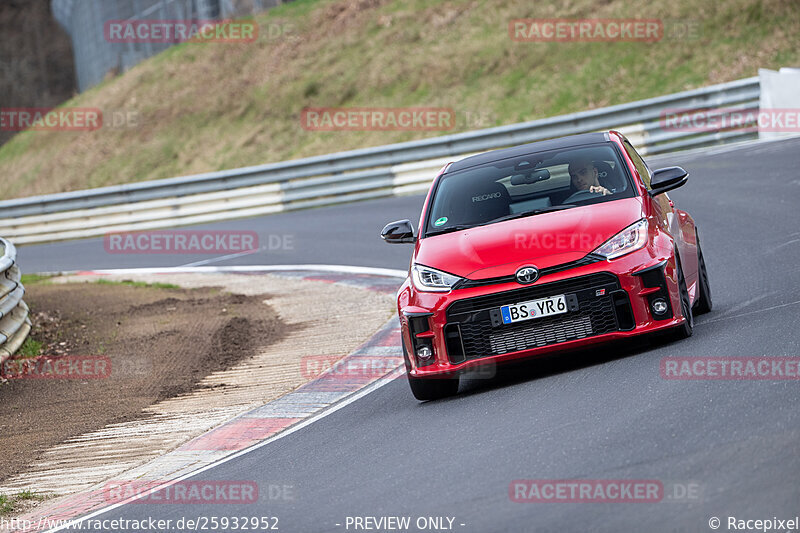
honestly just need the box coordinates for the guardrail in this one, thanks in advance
[0,237,32,362]
[0,76,760,244]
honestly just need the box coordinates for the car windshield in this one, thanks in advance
[425,143,635,236]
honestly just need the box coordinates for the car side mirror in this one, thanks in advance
[381,219,416,244]
[649,166,688,196]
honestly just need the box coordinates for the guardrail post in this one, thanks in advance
[0,238,33,363]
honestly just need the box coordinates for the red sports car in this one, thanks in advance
[381,131,712,400]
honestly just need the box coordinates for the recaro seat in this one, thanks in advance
[447,181,511,226]
[594,160,626,193]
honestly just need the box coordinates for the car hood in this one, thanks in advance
[415,197,645,279]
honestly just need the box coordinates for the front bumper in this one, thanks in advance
[398,249,684,378]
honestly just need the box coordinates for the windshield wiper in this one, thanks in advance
[426,205,576,236]
[426,224,476,237]
[486,204,577,225]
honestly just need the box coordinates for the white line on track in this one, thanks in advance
[712,291,779,318]
[177,248,261,267]
[64,264,408,279]
[696,299,800,326]
[767,238,800,253]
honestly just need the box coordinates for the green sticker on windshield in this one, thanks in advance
[434,217,448,226]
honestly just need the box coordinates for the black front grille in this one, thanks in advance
[445,273,627,363]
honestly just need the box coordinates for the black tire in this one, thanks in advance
[672,257,694,340]
[693,230,713,314]
[403,344,459,401]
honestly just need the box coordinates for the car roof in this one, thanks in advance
[446,131,612,173]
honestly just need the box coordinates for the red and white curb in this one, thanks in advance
[13,266,406,533]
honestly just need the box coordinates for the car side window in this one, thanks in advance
[623,140,652,189]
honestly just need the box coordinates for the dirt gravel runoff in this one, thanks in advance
[0,281,285,484]
[0,272,395,502]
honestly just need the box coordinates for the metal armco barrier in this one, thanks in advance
[0,76,760,244]
[0,238,31,362]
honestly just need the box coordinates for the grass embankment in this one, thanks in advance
[0,0,797,198]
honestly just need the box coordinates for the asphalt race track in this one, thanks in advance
[24,137,800,532]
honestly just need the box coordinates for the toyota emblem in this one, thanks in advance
[515,266,539,284]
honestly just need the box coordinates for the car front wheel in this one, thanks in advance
[672,257,694,340]
[693,230,713,314]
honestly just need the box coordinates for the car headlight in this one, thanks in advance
[411,264,463,292]
[593,218,649,260]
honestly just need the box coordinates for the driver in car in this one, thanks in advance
[568,158,612,196]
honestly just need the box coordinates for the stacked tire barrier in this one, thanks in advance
[0,238,32,363]
[0,76,761,244]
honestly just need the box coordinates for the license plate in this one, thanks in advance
[500,294,568,324]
